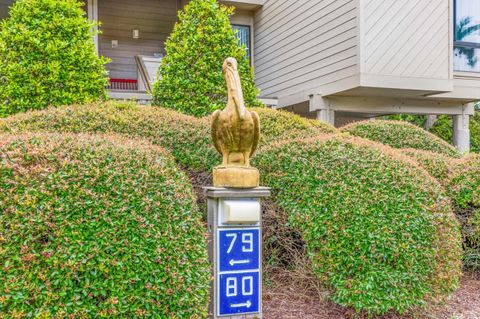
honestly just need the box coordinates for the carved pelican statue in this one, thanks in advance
[211,57,260,169]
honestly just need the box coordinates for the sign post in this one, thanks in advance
[205,187,270,319]
[207,57,269,318]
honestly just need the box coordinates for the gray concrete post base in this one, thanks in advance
[310,94,335,125]
[453,114,471,153]
[425,115,438,130]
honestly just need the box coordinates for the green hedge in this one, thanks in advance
[403,149,480,269]
[252,107,337,145]
[341,120,461,157]
[401,148,453,181]
[0,102,336,170]
[0,0,108,117]
[254,135,462,315]
[0,133,209,318]
[0,103,466,315]
[447,154,480,269]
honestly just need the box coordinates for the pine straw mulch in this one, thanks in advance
[263,271,480,319]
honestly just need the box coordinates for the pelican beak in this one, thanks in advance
[228,69,246,119]
[224,59,247,119]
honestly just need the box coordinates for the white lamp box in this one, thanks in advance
[219,199,261,225]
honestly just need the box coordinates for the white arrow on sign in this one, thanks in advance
[231,300,252,308]
[229,259,250,266]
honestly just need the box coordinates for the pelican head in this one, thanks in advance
[223,57,238,79]
[223,57,246,118]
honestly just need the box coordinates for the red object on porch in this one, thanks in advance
[108,78,138,91]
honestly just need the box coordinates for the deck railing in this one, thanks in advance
[108,78,138,91]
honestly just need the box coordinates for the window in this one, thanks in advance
[454,0,480,72]
[232,24,251,61]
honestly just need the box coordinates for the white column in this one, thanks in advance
[87,0,99,54]
[310,94,335,125]
[453,113,470,153]
[316,109,335,125]
[425,115,437,130]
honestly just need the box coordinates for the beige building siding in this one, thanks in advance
[98,0,179,80]
[254,0,359,99]
[362,0,451,80]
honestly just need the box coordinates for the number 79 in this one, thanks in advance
[226,233,254,254]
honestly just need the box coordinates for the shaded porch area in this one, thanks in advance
[86,0,256,97]
[0,0,173,94]
[0,0,258,99]
[86,0,178,94]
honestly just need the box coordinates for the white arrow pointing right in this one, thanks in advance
[231,300,252,308]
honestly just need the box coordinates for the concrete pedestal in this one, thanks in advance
[310,94,335,125]
[316,108,335,126]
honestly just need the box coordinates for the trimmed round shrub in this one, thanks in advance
[0,102,336,170]
[0,133,209,318]
[152,0,261,116]
[401,148,453,181]
[341,120,461,157]
[447,154,480,269]
[251,107,337,145]
[404,150,480,269]
[0,0,108,117]
[0,102,215,169]
[254,135,462,315]
[382,114,427,127]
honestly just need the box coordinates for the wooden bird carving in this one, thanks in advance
[211,57,260,168]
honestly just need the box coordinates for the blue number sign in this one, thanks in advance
[217,228,260,316]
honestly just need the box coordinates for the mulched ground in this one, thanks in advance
[263,272,480,319]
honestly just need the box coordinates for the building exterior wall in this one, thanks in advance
[253,0,461,107]
[254,0,359,99]
[432,76,480,100]
[362,0,451,81]
[98,0,179,80]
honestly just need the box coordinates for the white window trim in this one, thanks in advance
[232,24,252,62]
[230,10,255,65]
[454,71,480,79]
[453,0,480,75]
